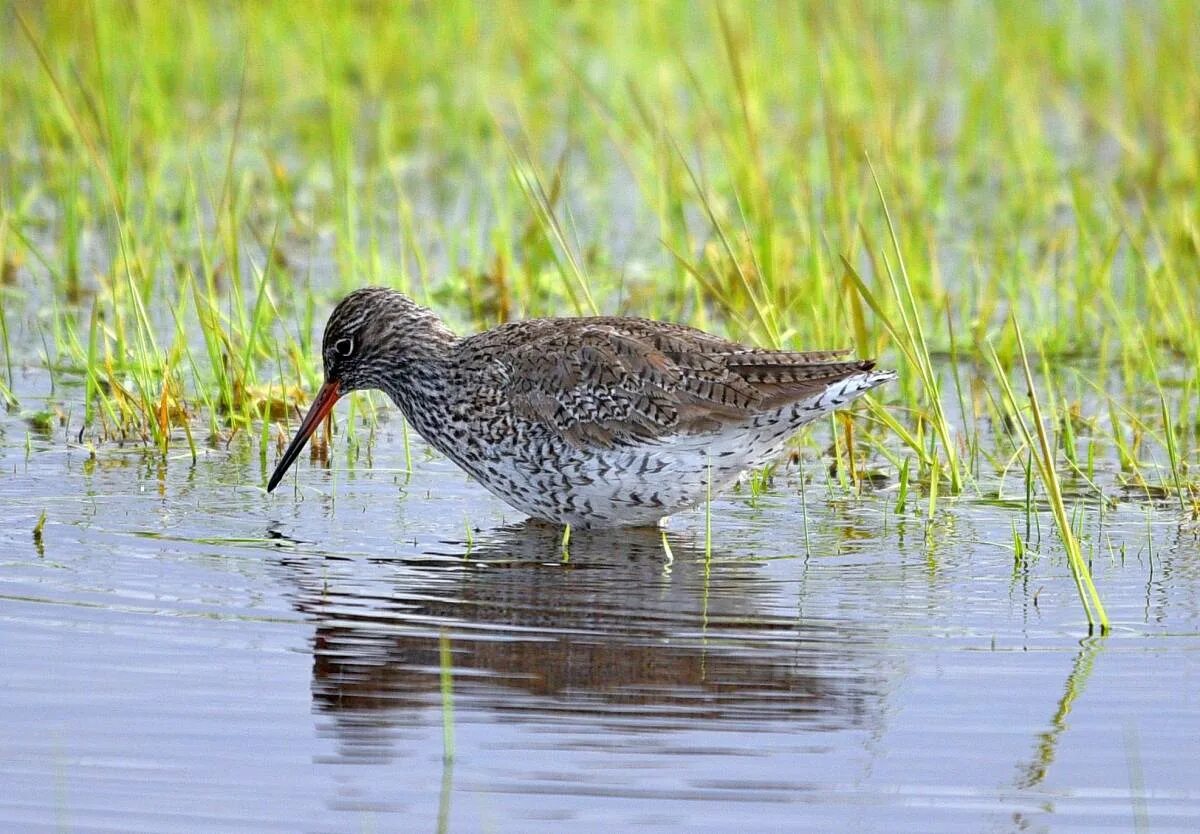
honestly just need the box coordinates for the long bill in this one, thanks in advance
[266,379,341,493]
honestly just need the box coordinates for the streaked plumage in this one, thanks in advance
[268,287,896,527]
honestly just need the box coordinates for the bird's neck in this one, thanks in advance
[379,319,458,422]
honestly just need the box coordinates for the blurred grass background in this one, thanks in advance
[1,1,1198,558]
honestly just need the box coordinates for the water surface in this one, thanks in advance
[2,367,1199,832]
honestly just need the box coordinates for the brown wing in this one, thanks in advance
[492,319,875,449]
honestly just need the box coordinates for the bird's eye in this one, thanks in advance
[333,337,355,358]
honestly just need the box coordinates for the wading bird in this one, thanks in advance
[267,288,895,527]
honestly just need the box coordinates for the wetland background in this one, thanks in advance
[1,1,1199,831]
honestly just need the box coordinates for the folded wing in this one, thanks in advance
[495,319,875,448]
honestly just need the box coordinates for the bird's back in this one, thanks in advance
[427,315,894,526]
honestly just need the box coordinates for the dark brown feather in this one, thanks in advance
[471,317,875,448]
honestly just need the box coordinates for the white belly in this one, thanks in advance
[456,372,892,527]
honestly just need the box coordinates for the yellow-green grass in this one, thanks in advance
[2,1,1199,628]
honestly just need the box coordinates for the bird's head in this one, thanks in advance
[266,287,454,492]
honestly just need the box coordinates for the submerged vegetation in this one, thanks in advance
[2,2,1198,630]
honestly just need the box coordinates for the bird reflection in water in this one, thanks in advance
[278,521,885,761]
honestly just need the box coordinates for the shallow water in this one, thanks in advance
[3,367,1200,833]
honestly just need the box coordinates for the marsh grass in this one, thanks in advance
[2,2,1198,629]
[989,317,1109,633]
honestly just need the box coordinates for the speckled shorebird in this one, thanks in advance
[266,288,896,527]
